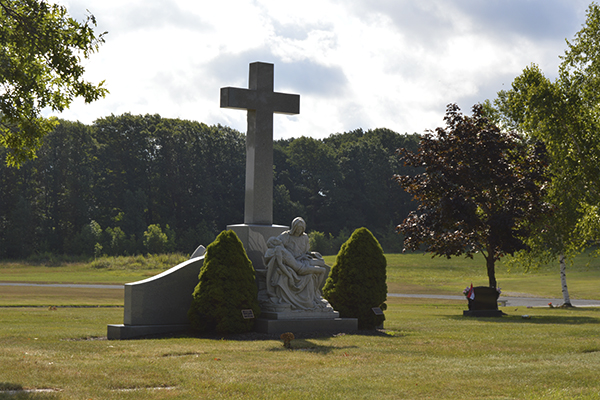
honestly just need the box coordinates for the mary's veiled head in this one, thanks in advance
[290,217,306,236]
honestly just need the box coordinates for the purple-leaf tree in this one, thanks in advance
[395,104,550,288]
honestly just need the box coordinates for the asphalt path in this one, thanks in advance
[0,282,123,289]
[387,293,600,307]
[2,282,600,307]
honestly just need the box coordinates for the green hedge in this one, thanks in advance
[188,230,260,333]
[323,227,387,329]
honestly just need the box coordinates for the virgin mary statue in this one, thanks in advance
[263,217,334,312]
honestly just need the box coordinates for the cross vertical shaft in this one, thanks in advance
[220,62,300,225]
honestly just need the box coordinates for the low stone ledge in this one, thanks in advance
[260,310,340,320]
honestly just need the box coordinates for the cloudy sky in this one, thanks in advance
[54,0,591,139]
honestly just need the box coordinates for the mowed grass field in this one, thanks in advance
[1,251,599,305]
[1,252,599,399]
[1,300,600,399]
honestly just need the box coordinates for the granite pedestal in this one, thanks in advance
[229,223,358,334]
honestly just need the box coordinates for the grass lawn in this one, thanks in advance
[1,252,600,398]
[1,299,600,399]
[0,254,189,285]
[2,252,600,304]
[378,252,600,300]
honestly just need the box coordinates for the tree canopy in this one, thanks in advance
[396,104,550,288]
[0,114,420,258]
[0,0,107,166]
[491,2,600,266]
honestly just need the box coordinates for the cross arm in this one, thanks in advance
[221,87,300,115]
[272,92,300,115]
[220,87,258,110]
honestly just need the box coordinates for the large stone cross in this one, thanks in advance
[220,62,300,225]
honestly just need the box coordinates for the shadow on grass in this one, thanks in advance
[131,328,401,342]
[0,383,59,399]
[446,313,600,325]
[268,339,359,354]
[0,394,59,400]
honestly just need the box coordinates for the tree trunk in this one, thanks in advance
[560,254,573,307]
[486,251,497,288]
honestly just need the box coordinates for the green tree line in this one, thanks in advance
[0,113,419,258]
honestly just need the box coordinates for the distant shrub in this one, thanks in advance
[177,221,217,255]
[90,253,187,270]
[89,258,111,269]
[331,228,351,254]
[65,220,103,256]
[26,252,87,266]
[188,230,260,333]
[323,227,387,329]
[105,227,128,256]
[376,223,404,254]
[164,224,176,253]
[308,231,333,255]
[308,228,351,256]
[143,224,168,254]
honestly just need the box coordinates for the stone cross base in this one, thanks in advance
[227,223,288,269]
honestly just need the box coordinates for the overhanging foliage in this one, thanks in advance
[0,0,107,166]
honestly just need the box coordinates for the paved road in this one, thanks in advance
[0,282,123,289]
[388,293,600,307]
[2,282,600,307]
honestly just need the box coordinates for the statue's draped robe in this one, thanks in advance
[264,231,329,311]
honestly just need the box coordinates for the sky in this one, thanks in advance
[54,0,592,140]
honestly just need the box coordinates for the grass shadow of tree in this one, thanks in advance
[155,328,401,342]
[446,313,600,325]
[268,339,359,354]
[0,384,60,400]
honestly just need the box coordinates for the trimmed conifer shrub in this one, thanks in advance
[323,227,387,329]
[188,230,261,333]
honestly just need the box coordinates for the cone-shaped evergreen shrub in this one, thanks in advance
[188,230,260,333]
[323,227,387,329]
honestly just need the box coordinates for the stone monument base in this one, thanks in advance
[261,310,339,320]
[255,317,358,334]
[227,223,288,269]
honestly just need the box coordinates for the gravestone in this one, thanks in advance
[107,62,356,339]
[463,286,505,317]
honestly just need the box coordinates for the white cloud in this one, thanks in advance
[52,0,591,137]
